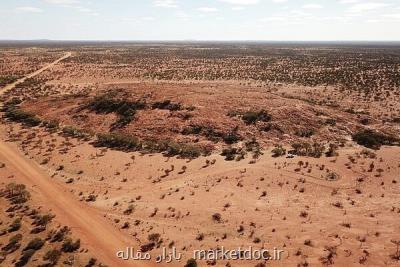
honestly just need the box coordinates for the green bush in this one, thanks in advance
[62,126,91,139]
[245,138,263,159]
[221,147,245,161]
[2,233,22,253]
[33,214,54,227]
[8,218,22,232]
[15,249,36,267]
[0,76,19,87]
[352,129,399,149]
[96,133,140,150]
[290,142,325,158]
[24,238,45,251]
[181,124,203,135]
[42,120,59,130]
[152,100,181,111]
[222,131,242,144]
[242,110,271,125]
[43,249,62,264]
[271,145,286,157]
[3,183,30,204]
[1,98,22,112]
[48,226,70,243]
[184,258,197,267]
[164,141,202,159]
[5,108,41,127]
[86,93,145,128]
[295,128,315,138]
[61,238,80,252]
[325,144,339,157]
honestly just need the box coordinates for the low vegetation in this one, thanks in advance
[95,132,140,150]
[4,105,42,127]
[352,129,399,149]
[0,183,100,266]
[85,92,146,128]
[241,110,271,125]
[0,75,20,87]
[290,142,325,158]
[95,132,207,159]
[152,100,182,111]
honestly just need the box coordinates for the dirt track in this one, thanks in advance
[0,141,149,267]
[0,52,71,95]
[0,54,154,267]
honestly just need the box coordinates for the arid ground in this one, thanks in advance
[0,42,399,267]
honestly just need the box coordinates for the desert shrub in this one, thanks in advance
[242,110,271,125]
[1,97,22,112]
[271,145,286,157]
[184,259,197,267]
[326,171,340,181]
[86,92,145,128]
[43,249,62,265]
[182,124,241,144]
[4,108,41,127]
[352,129,399,149]
[87,93,145,113]
[85,258,97,267]
[42,120,59,130]
[2,233,22,253]
[164,142,203,159]
[325,144,339,157]
[62,126,91,139]
[95,133,140,150]
[324,118,336,126]
[0,75,19,87]
[148,139,209,158]
[15,249,36,267]
[221,147,238,161]
[360,148,376,159]
[15,77,42,89]
[61,238,80,252]
[212,213,222,223]
[227,110,241,117]
[24,238,45,251]
[181,124,203,135]
[152,100,181,111]
[360,117,370,125]
[245,138,263,158]
[48,226,70,243]
[202,127,225,142]
[8,218,22,232]
[123,204,135,215]
[290,142,325,158]
[148,233,161,243]
[295,128,315,138]
[222,131,242,144]
[221,147,245,161]
[86,194,97,202]
[140,242,155,252]
[2,183,30,204]
[33,214,54,227]
[30,226,46,234]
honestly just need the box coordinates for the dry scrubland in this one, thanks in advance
[0,43,400,267]
[0,182,100,267]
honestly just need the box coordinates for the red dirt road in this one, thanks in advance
[0,53,156,267]
[0,140,155,267]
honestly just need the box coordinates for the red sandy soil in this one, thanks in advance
[1,47,400,267]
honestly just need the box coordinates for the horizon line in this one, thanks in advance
[1,39,400,43]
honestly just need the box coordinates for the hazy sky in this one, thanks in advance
[1,0,399,40]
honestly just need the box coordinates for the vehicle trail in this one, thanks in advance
[0,52,71,95]
[0,53,156,267]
